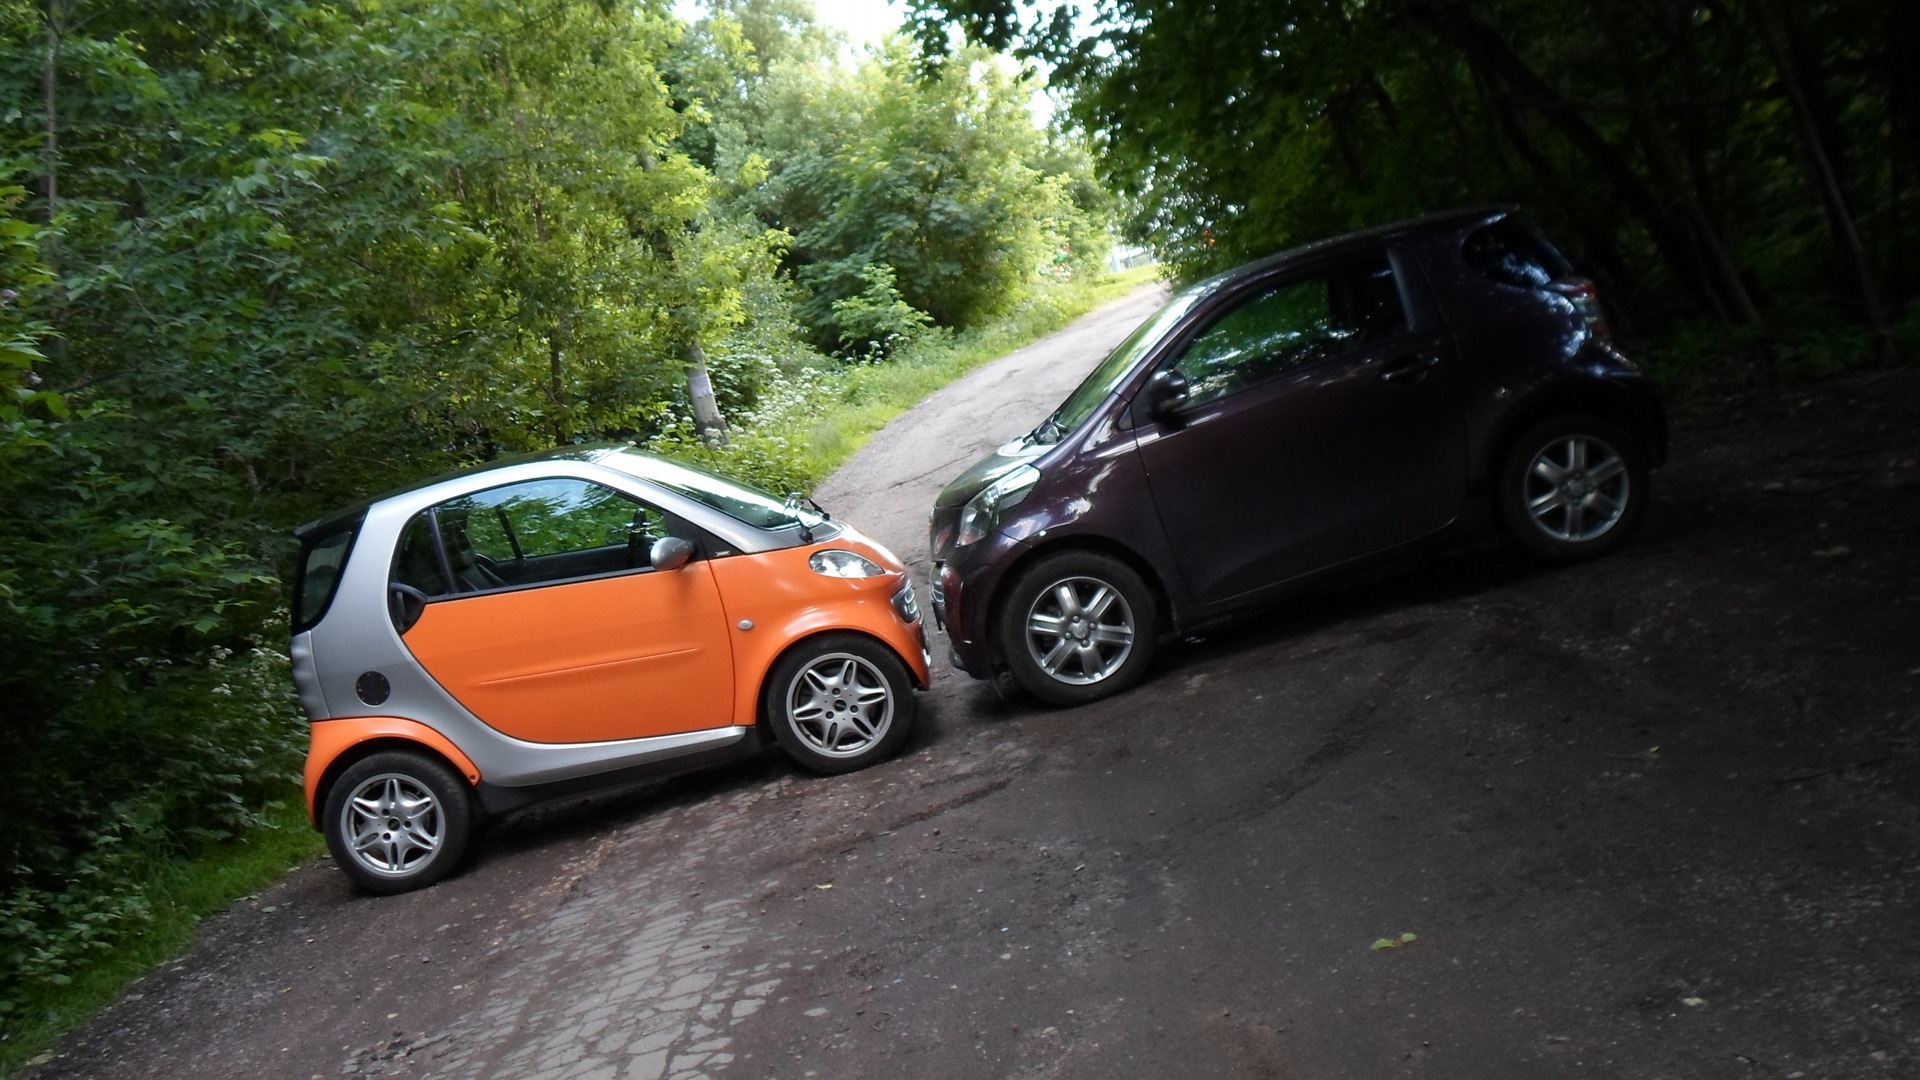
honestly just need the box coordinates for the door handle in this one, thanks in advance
[1379,352,1440,383]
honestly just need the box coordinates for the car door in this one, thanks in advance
[1132,249,1468,605]
[391,476,735,743]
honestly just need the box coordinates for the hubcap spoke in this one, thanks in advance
[1038,636,1074,675]
[1081,585,1116,621]
[787,653,892,757]
[1053,583,1081,618]
[342,773,441,875]
[1025,574,1136,685]
[1524,433,1631,543]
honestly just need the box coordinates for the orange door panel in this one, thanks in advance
[400,564,734,743]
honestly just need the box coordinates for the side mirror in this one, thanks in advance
[650,535,695,572]
[1145,369,1190,418]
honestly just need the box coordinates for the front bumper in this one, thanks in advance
[926,528,1030,680]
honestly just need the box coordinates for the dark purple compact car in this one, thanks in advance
[927,207,1668,705]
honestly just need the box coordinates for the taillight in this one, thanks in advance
[1554,278,1612,343]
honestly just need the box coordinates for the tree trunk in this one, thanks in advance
[683,339,729,448]
[548,325,568,445]
[1589,1,1762,327]
[40,2,58,224]
[1746,0,1898,363]
[1405,1,1755,324]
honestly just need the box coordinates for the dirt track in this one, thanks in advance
[22,289,1920,1079]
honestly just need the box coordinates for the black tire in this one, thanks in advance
[323,750,473,895]
[998,550,1158,706]
[764,633,916,775]
[1497,414,1650,565]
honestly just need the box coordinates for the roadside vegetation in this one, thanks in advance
[917,0,1919,371]
[0,0,1134,1063]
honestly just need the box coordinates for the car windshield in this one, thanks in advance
[1036,285,1209,443]
[598,449,824,533]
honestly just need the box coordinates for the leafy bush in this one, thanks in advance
[0,643,305,1017]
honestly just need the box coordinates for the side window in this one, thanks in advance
[392,479,680,597]
[1171,253,1406,407]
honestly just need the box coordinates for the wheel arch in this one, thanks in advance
[1482,381,1665,495]
[751,627,919,734]
[981,535,1175,675]
[306,720,480,829]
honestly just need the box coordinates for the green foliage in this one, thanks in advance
[693,29,1113,352]
[915,0,1919,346]
[0,644,305,1020]
[831,263,934,358]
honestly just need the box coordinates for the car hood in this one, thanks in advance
[933,438,1047,510]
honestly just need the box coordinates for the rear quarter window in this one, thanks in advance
[1462,216,1575,288]
[293,517,360,632]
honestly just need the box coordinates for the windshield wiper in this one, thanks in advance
[1031,414,1065,445]
[784,492,821,543]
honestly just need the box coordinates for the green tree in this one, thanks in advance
[705,34,1109,350]
[912,0,1914,349]
[0,0,789,1002]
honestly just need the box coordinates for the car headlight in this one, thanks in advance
[809,549,886,578]
[956,464,1040,546]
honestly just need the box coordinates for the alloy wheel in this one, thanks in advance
[1023,575,1137,685]
[339,772,444,880]
[1523,433,1631,542]
[785,652,895,759]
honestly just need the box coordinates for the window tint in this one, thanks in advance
[393,515,448,596]
[599,451,820,534]
[1171,254,1406,407]
[293,519,359,632]
[394,479,676,597]
[1462,216,1574,288]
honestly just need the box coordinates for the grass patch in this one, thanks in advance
[0,802,323,1075]
[655,265,1163,492]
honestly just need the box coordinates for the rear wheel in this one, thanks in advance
[323,750,472,895]
[1497,414,1649,564]
[765,634,916,775]
[999,550,1158,706]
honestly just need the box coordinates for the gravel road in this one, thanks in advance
[22,287,1920,1080]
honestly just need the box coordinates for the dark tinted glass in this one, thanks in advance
[1171,253,1406,407]
[1462,216,1574,288]
[293,517,360,632]
[393,515,451,597]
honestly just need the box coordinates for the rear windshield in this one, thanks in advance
[1462,216,1575,288]
[292,515,361,632]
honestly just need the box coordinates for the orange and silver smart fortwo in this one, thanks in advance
[289,445,930,893]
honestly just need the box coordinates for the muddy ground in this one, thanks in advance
[17,293,1920,1079]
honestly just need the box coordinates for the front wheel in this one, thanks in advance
[765,634,916,775]
[998,551,1159,706]
[1497,414,1650,565]
[323,750,473,895]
